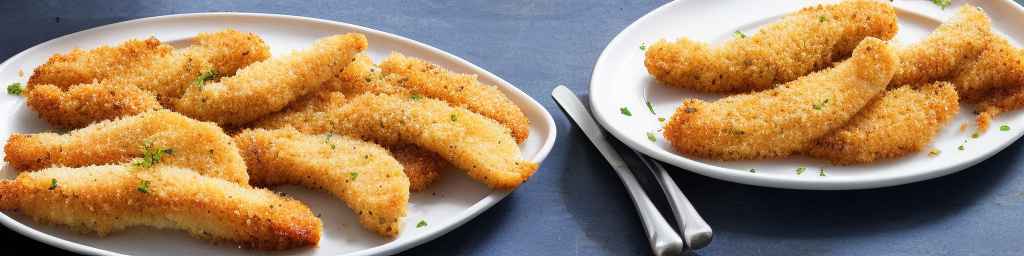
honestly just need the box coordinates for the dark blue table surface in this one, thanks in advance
[4,1,1024,255]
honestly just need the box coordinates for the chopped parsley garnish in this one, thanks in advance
[132,140,172,168]
[7,82,23,96]
[416,220,428,228]
[48,178,57,190]
[796,167,806,175]
[410,94,422,100]
[349,172,359,181]
[639,43,647,51]
[194,69,219,88]
[928,148,941,157]
[819,16,828,22]
[958,140,967,151]
[658,117,666,122]
[646,101,656,115]
[734,30,746,39]
[813,99,829,110]
[137,180,150,193]
[818,168,827,177]
[749,168,756,173]
[931,0,951,9]
[620,107,632,116]
[450,113,458,122]
[325,133,336,149]
[646,132,657,142]
[971,132,980,139]
[1000,125,1010,131]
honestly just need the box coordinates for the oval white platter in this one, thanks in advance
[0,13,556,256]
[590,0,1024,190]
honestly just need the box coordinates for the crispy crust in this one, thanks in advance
[253,91,445,191]
[26,37,173,90]
[172,33,368,126]
[25,81,162,128]
[950,37,1024,102]
[323,94,537,189]
[377,53,530,143]
[663,38,897,160]
[4,110,248,185]
[0,165,320,250]
[234,128,408,237]
[807,82,960,164]
[890,5,992,87]
[644,0,897,92]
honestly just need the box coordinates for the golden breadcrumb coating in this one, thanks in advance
[254,91,446,191]
[234,128,408,237]
[329,54,408,95]
[644,0,897,92]
[890,5,992,87]
[807,82,959,164]
[26,37,173,90]
[319,94,537,189]
[0,165,320,250]
[25,81,161,128]
[173,33,368,126]
[663,38,897,160]
[951,37,1024,102]
[377,53,531,143]
[4,110,248,185]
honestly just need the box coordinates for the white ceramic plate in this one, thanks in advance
[0,13,556,256]
[591,0,1024,190]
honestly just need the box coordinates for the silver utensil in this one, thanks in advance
[552,85,684,256]
[634,151,713,249]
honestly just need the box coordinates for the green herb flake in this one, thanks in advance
[137,180,151,193]
[931,0,951,9]
[646,101,656,115]
[971,132,980,139]
[132,140,172,168]
[958,140,967,151]
[416,220,428,228]
[819,16,828,22]
[410,94,422,100]
[620,107,632,116]
[749,168,756,173]
[6,82,23,96]
[1000,125,1010,131]
[734,30,746,39]
[818,168,827,177]
[325,134,336,149]
[450,113,458,122]
[796,167,806,175]
[658,117,666,122]
[928,148,941,157]
[349,172,359,181]
[639,43,647,51]
[813,99,829,110]
[646,132,657,142]
[49,178,57,190]
[194,69,219,88]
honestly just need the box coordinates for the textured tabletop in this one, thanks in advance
[2,1,1024,255]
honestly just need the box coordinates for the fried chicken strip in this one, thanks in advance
[949,37,1024,102]
[807,82,959,164]
[254,91,444,191]
[890,5,992,87]
[173,33,368,126]
[25,29,271,128]
[0,165,321,250]
[235,128,408,237]
[644,0,897,92]
[663,38,897,160]
[4,110,248,185]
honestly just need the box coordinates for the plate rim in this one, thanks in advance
[589,0,1024,190]
[0,12,557,256]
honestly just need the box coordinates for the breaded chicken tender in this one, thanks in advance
[0,165,321,250]
[24,29,271,128]
[807,82,959,164]
[323,94,537,189]
[951,37,1024,102]
[173,33,368,126]
[644,0,897,92]
[254,91,446,191]
[377,53,531,143]
[4,110,248,185]
[234,128,408,237]
[890,5,992,87]
[25,81,161,128]
[328,54,408,95]
[663,38,898,160]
